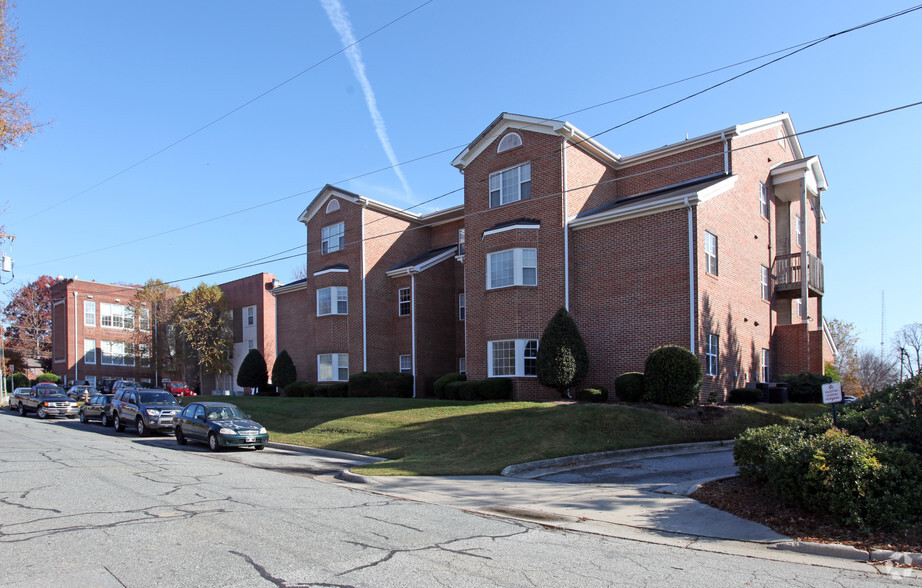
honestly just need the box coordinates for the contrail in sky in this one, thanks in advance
[321,0,413,199]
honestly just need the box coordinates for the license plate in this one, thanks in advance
[245,437,255,443]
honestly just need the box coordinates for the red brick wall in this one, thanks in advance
[274,285,309,382]
[218,273,277,377]
[617,142,725,197]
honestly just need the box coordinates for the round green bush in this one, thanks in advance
[575,386,609,403]
[35,372,61,384]
[282,381,315,398]
[433,372,466,399]
[643,346,702,406]
[614,372,645,402]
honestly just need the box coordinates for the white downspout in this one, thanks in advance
[411,271,417,398]
[73,290,79,382]
[361,202,369,371]
[721,131,729,174]
[562,130,573,311]
[684,197,695,351]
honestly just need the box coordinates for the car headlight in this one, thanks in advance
[145,409,160,416]
[259,427,267,435]
[219,428,236,435]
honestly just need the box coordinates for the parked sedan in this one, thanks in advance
[174,402,268,451]
[66,384,96,401]
[79,394,114,425]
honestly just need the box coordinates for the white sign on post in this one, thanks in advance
[822,382,843,404]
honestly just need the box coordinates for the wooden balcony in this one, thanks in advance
[773,252,824,298]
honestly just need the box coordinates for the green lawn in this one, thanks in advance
[189,396,827,476]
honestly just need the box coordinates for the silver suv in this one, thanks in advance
[110,388,181,436]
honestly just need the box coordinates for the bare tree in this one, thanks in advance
[827,317,860,395]
[2,275,55,363]
[856,347,897,394]
[892,323,922,380]
[1,1,40,150]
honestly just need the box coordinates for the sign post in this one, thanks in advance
[822,382,844,427]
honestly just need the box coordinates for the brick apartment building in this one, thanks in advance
[273,112,835,401]
[50,273,277,392]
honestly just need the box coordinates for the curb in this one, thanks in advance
[501,440,735,479]
[773,541,922,565]
[337,469,381,485]
[267,442,386,464]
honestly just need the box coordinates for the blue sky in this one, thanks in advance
[2,1,921,353]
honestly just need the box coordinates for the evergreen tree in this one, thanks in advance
[271,350,297,390]
[536,308,589,398]
[237,348,268,390]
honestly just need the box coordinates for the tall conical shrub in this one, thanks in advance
[537,308,589,398]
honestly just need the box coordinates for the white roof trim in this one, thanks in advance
[386,247,458,278]
[313,267,349,277]
[270,281,307,296]
[298,185,423,225]
[482,223,540,239]
[570,176,738,230]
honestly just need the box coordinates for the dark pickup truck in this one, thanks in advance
[12,384,79,419]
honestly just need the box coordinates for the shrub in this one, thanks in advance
[834,383,922,456]
[643,346,702,406]
[348,372,413,398]
[536,308,589,398]
[735,425,922,530]
[35,372,61,384]
[9,372,28,389]
[433,372,466,399]
[728,388,762,404]
[779,371,831,403]
[445,378,512,401]
[614,372,645,402]
[575,386,608,403]
[272,350,298,390]
[314,382,348,398]
[237,349,269,390]
[282,381,315,398]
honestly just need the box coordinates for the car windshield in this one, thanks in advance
[171,382,187,388]
[139,392,179,405]
[44,391,67,397]
[206,406,245,421]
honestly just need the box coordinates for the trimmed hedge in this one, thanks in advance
[644,346,702,406]
[348,372,413,398]
[735,425,922,530]
[728,388,762,404]
[314,383,349,397]
[614,372,645,402]
[779,371,831,403]
[282,381,315,398]
[35,373,61,384]
[433,372,467,399]
[444,378,512,401]
[576,386,609,403]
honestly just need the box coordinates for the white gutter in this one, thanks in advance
[411,271,417,398]
[721,131,729,174]
[684,197,695,351]
[361,202,368,372]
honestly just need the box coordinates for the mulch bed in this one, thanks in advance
[692,476,922,553]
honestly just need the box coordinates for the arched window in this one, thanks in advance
[326,199,341,214]
[497,132,522,153]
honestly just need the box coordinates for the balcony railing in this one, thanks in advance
[773,252,824,297]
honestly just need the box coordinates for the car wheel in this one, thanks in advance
[208,433,221,452]
[255,444,265,450]
[113,412,124,432]
[175,427,187,445]
[100,413,109,427]
[37,407,48,419]
[79,411,88,423]
[18,402,26,416]
[136,418,147,437]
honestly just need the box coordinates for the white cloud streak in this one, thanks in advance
[321,0,413,200]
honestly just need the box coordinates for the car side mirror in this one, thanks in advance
[197,415,206,422]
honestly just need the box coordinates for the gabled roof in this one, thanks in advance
[386,244,459,277]
[570,174,738,230]
[297,185,465,227]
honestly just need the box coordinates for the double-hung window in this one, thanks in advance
[139,307,150,331]
[794,214,803,247]
[321,222,344,254]
[398,288,411,316]
[759,182,769,219]
[399,355,412,374]
[704,232,718,276]
[458,293,466,321]
[84,339,96,364]
[489,162,531,207]
[761,265,771,300]
[84,301,96,326]
[487,248,537,289]
[100,303,133,329]
[706,334,719,376]
[761,348,770,382]
[488,339,539,377]
[317,287,348,316]
[318,353,349,381]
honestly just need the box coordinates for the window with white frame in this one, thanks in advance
[246,305,256,326]
[84,301,96,326]
[795,297,803,320]
[706,334,719,376]
[459,357,466,373]
[759,182,769,219]
[488,339,539,377]
[794,214,803,247]
[704,231,718,276]
[489,162,531,207]
[100,303,134,329]
[100,340,135,366]
[458,228,465,255]
[487,248,537,289]
[761,348,770,382]
[497,132,522,153]
[399,355,412,374]
[317,287,348,316]
[398,288,411,316]
[459,293,465,321]
[321,222,345,254]
[139,344,150,367]
[761,265,771,300]
[84,339,96,364]
[318,353,349,381]
[139,307,150,331]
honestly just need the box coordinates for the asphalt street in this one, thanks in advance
[1,410,918,587]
